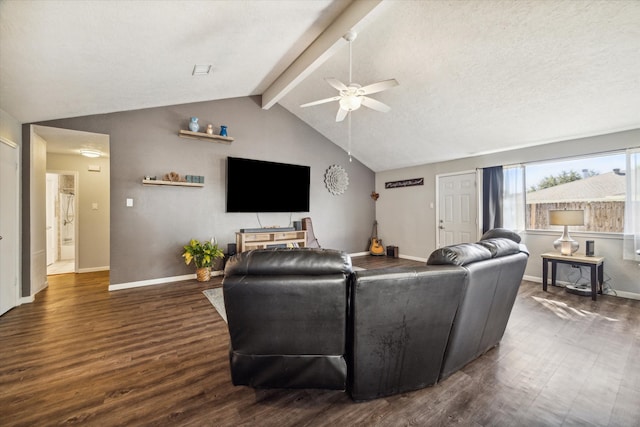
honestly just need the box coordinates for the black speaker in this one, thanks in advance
[227,243,237,257]
[586,240,594,256]
[293,221,302,231]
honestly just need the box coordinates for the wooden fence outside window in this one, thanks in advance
[526,201,625,233]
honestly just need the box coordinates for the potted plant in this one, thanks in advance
[182,238,225,282]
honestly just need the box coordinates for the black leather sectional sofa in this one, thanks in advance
[222,229,528,401]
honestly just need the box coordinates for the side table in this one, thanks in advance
[541,252,604,301]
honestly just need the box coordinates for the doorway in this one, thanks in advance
[436,171,480,247]
[46,171,78,275]
[30,125,110,293]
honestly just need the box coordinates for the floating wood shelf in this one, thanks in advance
[178,130,234,143]
[142,179,203,188]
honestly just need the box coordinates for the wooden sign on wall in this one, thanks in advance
[385,177,424,189]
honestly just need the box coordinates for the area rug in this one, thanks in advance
[202,288,227,323]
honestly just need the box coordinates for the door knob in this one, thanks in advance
[439,225,445,230]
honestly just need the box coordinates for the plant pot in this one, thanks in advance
[196,267,211,282]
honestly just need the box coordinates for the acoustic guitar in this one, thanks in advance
[369,220,385,256]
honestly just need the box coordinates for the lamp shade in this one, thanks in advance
[549,209,584,226]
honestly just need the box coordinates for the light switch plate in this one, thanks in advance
[126,198,133,207]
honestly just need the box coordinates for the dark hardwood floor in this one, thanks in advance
[1,256,639,426]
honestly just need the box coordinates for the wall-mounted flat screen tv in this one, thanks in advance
[226,156,310,212]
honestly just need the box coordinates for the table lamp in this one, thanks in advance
[549,209,584,256]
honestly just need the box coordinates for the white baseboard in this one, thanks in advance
[109,270,224,291]
[524,275,573,287]
[610,290,640,300]
[349,251,370,257]
[78,266,110,273]
[19,295,35,305]
[400,254,428,263]
[522,275,640,300]
[350,252,429,264]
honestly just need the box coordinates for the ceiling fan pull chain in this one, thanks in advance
[347,31,354,163]
[348,112,352,162]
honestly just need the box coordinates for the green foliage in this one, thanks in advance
[182,238,224,269]
[529,169,598,192]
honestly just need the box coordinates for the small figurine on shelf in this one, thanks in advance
[206,124,214,135]
[189,117,200,132]
[220,125,228,137]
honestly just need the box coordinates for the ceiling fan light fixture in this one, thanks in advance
[339,95,362,111]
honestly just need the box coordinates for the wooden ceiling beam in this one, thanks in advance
[261,0,387,110]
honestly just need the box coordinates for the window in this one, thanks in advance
[525,153,626,233]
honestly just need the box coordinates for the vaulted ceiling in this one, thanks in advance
[2,0,639,172]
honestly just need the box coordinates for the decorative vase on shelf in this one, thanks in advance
[189,117,200,132]
[220,125,228,137]
[206,124,214,135]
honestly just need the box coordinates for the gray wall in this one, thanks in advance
[376,129,640,297]
[46,153,110,271]
[34,96,375,286]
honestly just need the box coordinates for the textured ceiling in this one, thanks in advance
[2,0,640,171]
[0,0,348,121]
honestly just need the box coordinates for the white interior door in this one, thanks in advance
[46,173,58,266]
[437,172,479,247]
[1,138,19,316]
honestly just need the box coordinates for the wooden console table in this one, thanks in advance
[541,252,604,301]
[236,230,307,253]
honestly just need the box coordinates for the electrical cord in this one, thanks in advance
[255,212,295,229]
[566,265,615,296]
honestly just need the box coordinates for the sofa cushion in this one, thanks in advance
[476,238,521,258]
[427,243,492,266]
[480,228,521,243]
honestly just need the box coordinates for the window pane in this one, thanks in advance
[525,153,626,232]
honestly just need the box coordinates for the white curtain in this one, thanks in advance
[623,148,640,261]
[502,165,525,233]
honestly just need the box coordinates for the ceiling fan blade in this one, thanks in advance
[359,79,399,95]
[325,78,349,92]
[300,95,341,108]
[336,107,348,122]
[361,96,391,113]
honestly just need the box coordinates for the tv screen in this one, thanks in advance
[226,157,310,212]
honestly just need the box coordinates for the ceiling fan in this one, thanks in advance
[300,30,398,122]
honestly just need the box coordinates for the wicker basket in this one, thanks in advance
[196,267,211,282]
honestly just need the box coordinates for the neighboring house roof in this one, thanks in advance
[527,171,626,203]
